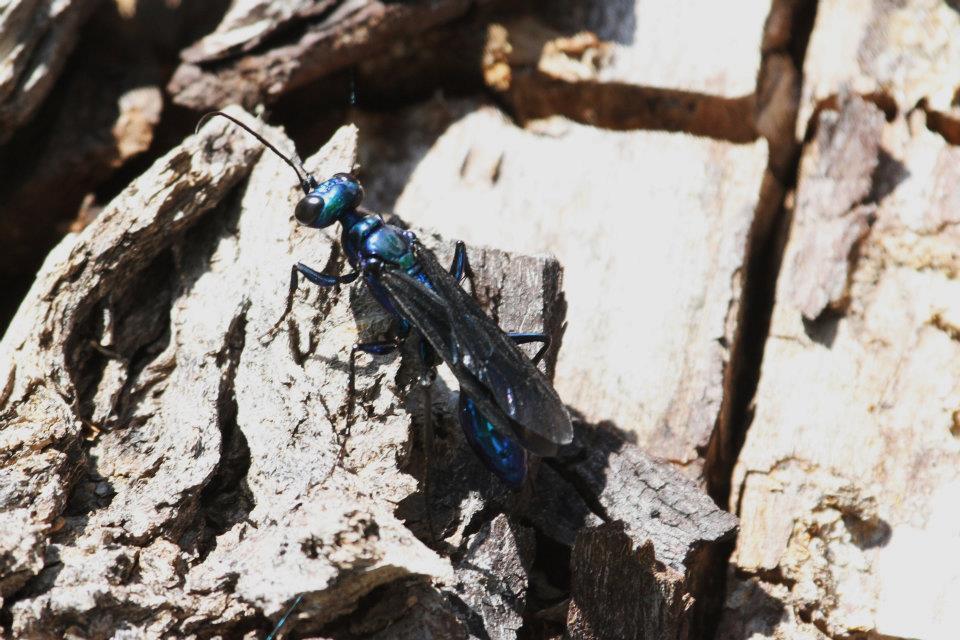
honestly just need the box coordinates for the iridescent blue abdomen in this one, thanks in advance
[458,395,527,488]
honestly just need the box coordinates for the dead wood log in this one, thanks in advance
[0,0,101,144]
[0,109,736,637]
[719,99,960,640]
[167,0,478,112]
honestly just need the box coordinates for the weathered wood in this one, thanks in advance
[783,96,884,320]
[568,527,688,640]
[0,0,101,143]
[554,424,737,637]
[535,0,768,97]
[0,106,264,609]
[797,0,960,138]
[720,99,960,639]
[167,0,476,111]
[355,98,770,486]
[0,30,163,283]
[481,14,759,141]
[0,111,736,637]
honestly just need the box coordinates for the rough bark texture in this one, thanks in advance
[0,0,101,143]
[783,97,884,320]
[12,0,960,638]
[167,0,478,111]
[720,4,960,637]
[0,112,736,637]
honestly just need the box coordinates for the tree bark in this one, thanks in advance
[0,110,736,638]
[167,0,478,111]
[720,3,960,636]
[0,0,101,143]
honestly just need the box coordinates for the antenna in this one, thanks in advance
[195,111,317,194]
[265,594,303,640]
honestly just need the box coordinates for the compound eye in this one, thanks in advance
[295,194,324,225]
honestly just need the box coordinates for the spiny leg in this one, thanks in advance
[508,332,550,366]
[296,261,360,287]
[271,261,359,334]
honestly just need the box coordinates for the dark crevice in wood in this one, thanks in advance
[189,303,255,562]
[706,0,819,507]
[702,1,821,637]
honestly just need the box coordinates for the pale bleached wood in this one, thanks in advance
[481,14,761,141]
[535,0,769,97]
[720,100,960,639]
[798,0,960,138]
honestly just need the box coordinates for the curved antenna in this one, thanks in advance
[196,111,316,194]
[265,594,303,640]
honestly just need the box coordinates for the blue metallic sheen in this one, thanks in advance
[458,395,527,489]
[363,224,413,266]
[303,173,364,228]
[296,174,531,487]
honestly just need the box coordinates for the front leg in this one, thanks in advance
[295,261,360,288]
[271,262,360,334]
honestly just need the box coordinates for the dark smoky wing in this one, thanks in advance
[374,266,457,359]
[385,244,573,447]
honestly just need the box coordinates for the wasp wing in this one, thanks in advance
[377,244,573,451]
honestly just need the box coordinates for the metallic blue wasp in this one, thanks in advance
[199,112,573,488]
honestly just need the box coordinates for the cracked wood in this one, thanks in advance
[0,111,736,638]
[167,0,474,111]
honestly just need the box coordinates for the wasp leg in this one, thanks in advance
[449,240,469,283]
[295,261,360,287]
[508,332,550,366]
[270,263,360,335]
[265,594,303,640]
